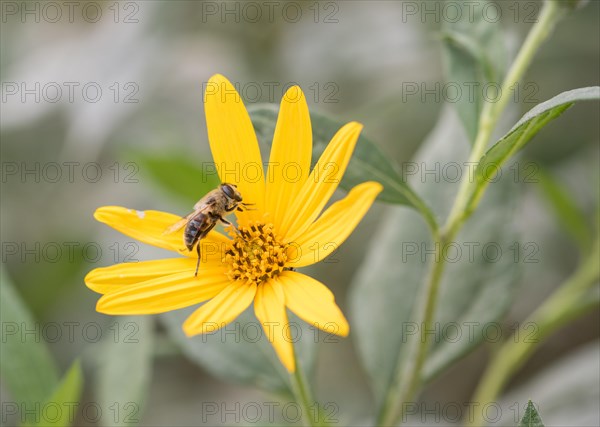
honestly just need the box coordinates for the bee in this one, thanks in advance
[164,183,251,276]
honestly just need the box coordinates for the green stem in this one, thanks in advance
[467,243,599,427]
[290,347,321,427]
[445,0,564,237]
[377,236,448,426]
[376,2,566,425]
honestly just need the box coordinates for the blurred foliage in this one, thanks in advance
[161,309,316,397]
[1,0,599,425]
[249,104,426,208]
[537,168,592,253]
[128,151,220,205]
[350,108,519,408]
[441,0,507,142]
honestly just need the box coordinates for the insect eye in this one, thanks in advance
[221,184,235,199]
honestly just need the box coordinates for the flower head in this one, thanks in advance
[85,74,382,372]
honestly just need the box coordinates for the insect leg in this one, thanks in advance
[218,216,232,226]
[216,215,241,235]
[194,244,201,277]
[239,202,256,211]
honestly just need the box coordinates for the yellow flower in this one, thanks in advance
[85,74,382,372]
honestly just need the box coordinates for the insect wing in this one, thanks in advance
[162,215,192,235]
[193,190,218,210]
[162,200,215,236]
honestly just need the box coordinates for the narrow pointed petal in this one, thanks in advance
[265,86,312,232]
[254,280,295,372]
[94,206,230,258]
[204,74,265,224]
[277,271,349,337]
[183,282,256,336]
[96,267,230,314]
[279,122,363,240]
[287,182,382,267]
[85,258,196,294]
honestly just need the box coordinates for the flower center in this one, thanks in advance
[225,223,288,285]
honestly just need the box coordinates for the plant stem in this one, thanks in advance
[377,236,448,426]
[445,0,564,237]
[467,243,599,427]
[377,2,566,425]
[290,347,321,427]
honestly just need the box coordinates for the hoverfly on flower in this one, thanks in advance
[86,74,382,372]
[163,183,253,276]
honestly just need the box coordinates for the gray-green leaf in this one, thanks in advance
[467,87,600,211]
[441,0,507,142]
[349,108,519,409]
[160,308,316,396]
[131,151,220,205]
[537,169,591,252]
[0,269,60,409]
[26,360,84,427]
[519,401,545,427]
[93,317,154,426]
[248,104,429,211]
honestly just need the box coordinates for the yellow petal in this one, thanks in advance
[85,258,196,294]
[287,182,382,267]
[265,86,312,232]
[204,74,265,224]
[277,271,349,337]
[254,280,295,372]
[183,282,256,336]
[279,122,363,240]
[94,206,230,258]
[96,267,229,314]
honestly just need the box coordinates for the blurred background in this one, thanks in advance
[1,1,598,426]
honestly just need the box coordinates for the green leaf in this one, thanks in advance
[26,360,84,427]
[349,108,519,409]
[441,0,507,142]
[499,342,598,425]
[468,87,600,210]
[12,233,92,318]
[93,317,154,426]
[0,269,59,408]
[537,169,591,252]
[161,308,316,396]
[519,401,545,427]
[131,151,220,205]
[248,104,429,210]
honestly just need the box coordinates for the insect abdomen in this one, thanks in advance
[184,214,208,251]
